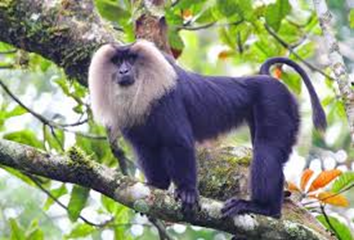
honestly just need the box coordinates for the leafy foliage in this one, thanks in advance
[308,169,342,192]
[332,172,354,193]
[265,0,291,31]
[67,186,90,222]
[317,215,353,240]
[288,169,351,208]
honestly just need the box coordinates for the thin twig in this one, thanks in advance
[49,126,65,151]
[67,129,106,140]
[320,205,341,239]
[178,22,216,31]
[0,65,14,69]
[148,217,173,240]
[28,174,114,227]
[264,23,334,81]
[177,20,243,31]
[171,0,180,7]
[0,79,106,140]
[0,50,17,54]
[59,118,88,127]
[0,80,51,124]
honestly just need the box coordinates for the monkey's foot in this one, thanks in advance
[221,198,281,218]
[221,198,249,217]
[174,188,200,215]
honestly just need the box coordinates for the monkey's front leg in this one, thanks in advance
[162,145,199,213]
[106,127,129,175]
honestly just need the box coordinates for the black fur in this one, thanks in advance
[119,54,326,217]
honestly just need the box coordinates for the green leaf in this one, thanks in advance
[317,215,353,240]
[165,11,183,25]
[277,21,303,44]
[219,27,237,48]
[101,195,119,214]
[349,9,354,28]
[195,7,217,23]
[94,0,130,23]
[1,166,35,186]
[43,184,68,210]
[73,104,83,114]
[265,0,291,31]
[26,229,44,240]
[3,130,43,149]
[54,77,70,96]
[172,0,207,9]
[281,71,302,95]
[229,22,253,47]
[332,172,354,193]
[68,186,90,222]
[9,218,26,240]
[5,106,27,118]
[292,42,315,60]
[26,219,44,240]
[217,0,253,21]
[65,223,95,238]
[168,30,185,51]
[75,124,112,164]
[43,127,65,152]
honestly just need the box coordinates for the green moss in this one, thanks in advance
[0,0,13,8]
[66,146,93,167]
[197,146,252,200]
[133,199,150,214]
[285,222,305,238]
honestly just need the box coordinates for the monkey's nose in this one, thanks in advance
[119,69,129,75]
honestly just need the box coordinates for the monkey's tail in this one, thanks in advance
[259,57,327,131]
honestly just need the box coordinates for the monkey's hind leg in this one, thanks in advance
[221,144,287,218]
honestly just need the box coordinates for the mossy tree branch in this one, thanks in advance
[0,139,331,240]
[0,0,115,86]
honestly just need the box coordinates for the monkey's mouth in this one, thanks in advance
[117,76,134,87]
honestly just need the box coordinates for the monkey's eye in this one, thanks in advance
[127,54,137,64]
[111,56,121,65]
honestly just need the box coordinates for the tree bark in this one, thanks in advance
[0,0,115,86]
[133,0,172,54]
[313,0,354,144]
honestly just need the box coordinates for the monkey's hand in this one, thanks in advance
[174,188,200,215]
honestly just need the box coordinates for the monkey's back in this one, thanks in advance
[175,69,256,141]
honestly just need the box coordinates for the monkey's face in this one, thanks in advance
[111,47,137,87]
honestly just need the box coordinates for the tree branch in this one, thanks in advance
[313,0,354,144]
[0,0,115,86]
[264,23,334,81]
[0,139,332,239]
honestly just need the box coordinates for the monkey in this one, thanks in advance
[88,39,326,218]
